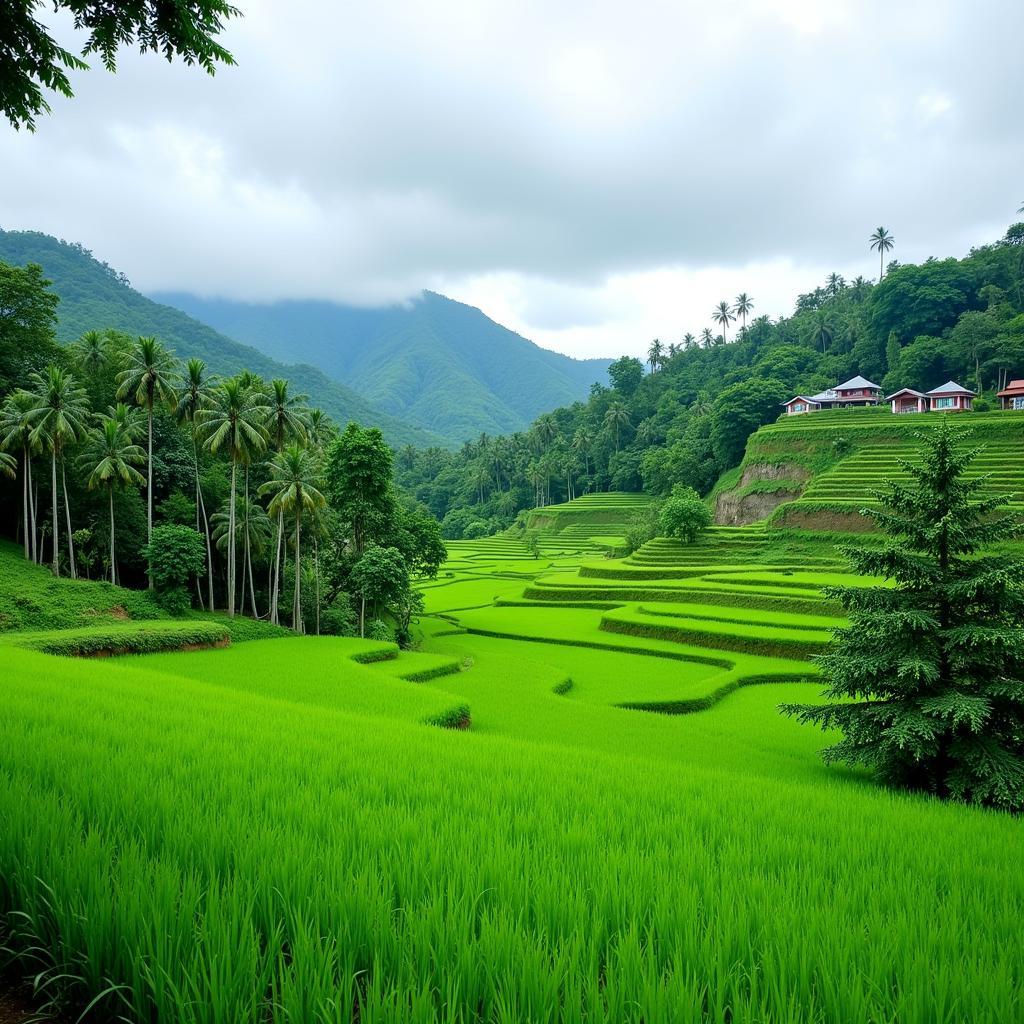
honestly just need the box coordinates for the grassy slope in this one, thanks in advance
[0,230,441,448]
[151,290,611,444]
[2,526,1023,1021]
[716,406,1024,528]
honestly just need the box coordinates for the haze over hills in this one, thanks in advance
[0,230,444,448]
[152,290,611,443]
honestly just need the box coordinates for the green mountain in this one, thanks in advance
[151,290,610,443]
[0,230,443,448]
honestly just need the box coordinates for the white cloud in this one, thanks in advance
[0,0,1021,358]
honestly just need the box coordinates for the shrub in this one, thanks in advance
[142,524,206,610]
[659,486,712,543]
[367,618,396,642]
[462,521,490,540]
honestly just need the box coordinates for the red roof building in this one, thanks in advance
[885,388,927,414]
[996,379,1024,410]
[926,381,976,412]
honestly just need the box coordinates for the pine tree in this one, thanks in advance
[782,418,1024,811]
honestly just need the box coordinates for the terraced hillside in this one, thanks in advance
[524,492,651,553]
[714,408,1024,529]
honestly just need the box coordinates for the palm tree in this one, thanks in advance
[1,391,40,561]
[850,275,870,303]
[869,227,895,281]
[571,428,593,478]
[265,379,309,625]
[259,444,325,633]
[733,293,754,333]
[199,379,269,616]
[700,327,714,348]
[69,329,112,378]
[808,309,835,353]
[175,358,217,609]
[471,460,491,503]
[26,366,90,577]
[683,332,696,350]
[825,273,845,298]
[116,335,179,585]
[712,301,735,343]
[211,493,272,614]
[78,415,145,584]
[306,408,333,452]
[603,401,631,453]
[647,338,664,373]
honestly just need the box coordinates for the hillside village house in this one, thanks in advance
[781,376,882,415]
[925,381,976,412]
[996,379,1024,410]
[886,388,927,414]
[785,377,979,415]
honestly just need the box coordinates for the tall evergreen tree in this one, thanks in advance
[783,420,1024,811]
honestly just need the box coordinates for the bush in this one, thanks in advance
[658,486,712,543]
[321,594,358,636]
[156,586,192,616]
[462,521,490,540]
[367,618,395,642]
[142,524,206,605]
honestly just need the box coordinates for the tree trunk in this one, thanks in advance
[271,508,284,625]
[244,467,258,618]
[313,532,320,636]
[50,450,59,576]
[147,404,154,589]
[21,449,29,560]
[109,488,116,584]
[360,595,366,638]
[293,511,302,633]
[31,472,39,564]
[61,458,76,580]
[194,432,214,610]
[228,460,237,616]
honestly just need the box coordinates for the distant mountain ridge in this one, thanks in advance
[0,230,444,448]
[151,290,611,443]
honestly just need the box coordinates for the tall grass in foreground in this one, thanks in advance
[2,641,1023,1023]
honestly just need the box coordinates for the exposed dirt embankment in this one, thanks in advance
[714,464,810,526]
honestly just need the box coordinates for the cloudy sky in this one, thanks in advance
[2,0,1022,358]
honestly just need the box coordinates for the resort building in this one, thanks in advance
[886,388,928,414]
[926,381,975,412]
[782,376,882,415]
[996,379,1024,410]
[785,377,987,416]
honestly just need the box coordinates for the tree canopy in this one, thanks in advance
[2,0,240,130]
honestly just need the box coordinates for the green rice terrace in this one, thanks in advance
[4,489,1024,1022]
[713,407,1024,528]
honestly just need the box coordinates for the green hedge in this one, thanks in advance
[14,622,229,657]
[521,585,837,615]
[615,671,817,715]
[423,704,472,729]
[462,626,733,669]
[598,615,828,660]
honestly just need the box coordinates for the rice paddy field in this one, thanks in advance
[1,515,1023,1023]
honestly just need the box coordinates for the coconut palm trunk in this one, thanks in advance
[49,449,59,575]
[271,509,284,625]
[228,460,237,616]
[293,511,302,633]
[61,459,76,579]
[146,403,153,588]
[108,488,116,584]
[21,449,30,560]
[192,433,214,610]
[313,533,320,636]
